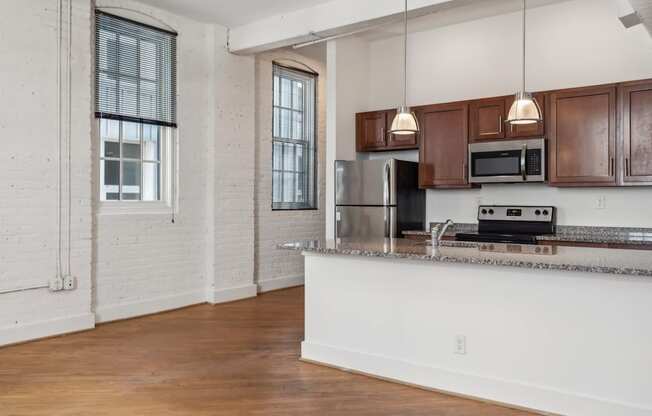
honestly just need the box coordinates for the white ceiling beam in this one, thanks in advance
[228,0,464,54]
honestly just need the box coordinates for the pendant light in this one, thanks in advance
[389,0,419,135]
[506,0,542,125]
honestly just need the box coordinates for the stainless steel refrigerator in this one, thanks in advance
[335,159,425,239]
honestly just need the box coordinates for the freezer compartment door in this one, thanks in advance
[335,206,397,239]
[335,160,397,206]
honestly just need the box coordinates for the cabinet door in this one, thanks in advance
[548,86,616,186]
[385,109,419,149]
[469,97,506,141]
[356,111,387,152]
[419,102,469,188]
[505,93,546,139]
[620,81,652,184]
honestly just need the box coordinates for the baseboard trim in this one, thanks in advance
[257,275,304,293]
[0,313,95,348]
[95,290,206,324]
[209,284,258,304]
[301,342,651,416]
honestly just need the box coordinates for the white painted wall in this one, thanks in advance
[0,0,95,345]
[254,48,327,292]
[303,253,652,416]
[332,0,652,228]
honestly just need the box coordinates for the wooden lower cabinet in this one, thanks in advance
[418,102,470,188]
[548,85,617,186]
[620,80,652,185]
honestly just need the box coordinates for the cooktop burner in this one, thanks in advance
[455,233,538,245]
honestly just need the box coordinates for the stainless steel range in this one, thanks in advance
[456,205,556,245]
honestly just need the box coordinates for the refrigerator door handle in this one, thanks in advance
[383,161,391,207]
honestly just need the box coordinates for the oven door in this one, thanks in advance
[468,139,545,183]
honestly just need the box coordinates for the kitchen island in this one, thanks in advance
[280,238,652,416]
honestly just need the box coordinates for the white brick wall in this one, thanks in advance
[93,0,216,321]
[254,49,327,290]
[0,0,316,346]
[0,0,94,343]
[210,27,257,299]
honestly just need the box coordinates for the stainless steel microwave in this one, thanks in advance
[468,138,546,184]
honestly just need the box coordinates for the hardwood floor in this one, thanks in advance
[0,287,535,416]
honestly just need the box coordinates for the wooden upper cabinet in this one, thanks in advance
[505,93,546,139]
[356,111,387,152]
[548,85,617,186]
[385,109,419,150]
[469,97,506,141]
[620,81,652,185]
[418,102,470,188]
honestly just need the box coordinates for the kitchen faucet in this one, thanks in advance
[431,219,454,247]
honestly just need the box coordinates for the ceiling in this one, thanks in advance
[356,0,572,41]
[135,0,334,27]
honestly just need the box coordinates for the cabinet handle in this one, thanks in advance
[610,158,615,177]
[381,128,386,144]
[626,158,630,177]
[499,116,503,133]
[463,162,468,181]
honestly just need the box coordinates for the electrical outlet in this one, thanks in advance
[63,275,77,291]
[49,277,64,292]
[454,335,467,355]
[596,196,607,210]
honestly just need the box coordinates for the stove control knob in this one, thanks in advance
[488,209,494,215]
[481,209,488,215]
[535,210,541,216]
[542,210,549,216]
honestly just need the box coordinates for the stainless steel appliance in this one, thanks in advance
[335,159,425,239]
[456,205,556,245]
[469,138,546,184]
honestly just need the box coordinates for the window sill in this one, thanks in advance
[98,201,174,216]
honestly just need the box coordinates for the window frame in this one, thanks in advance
[94,10,178,215]
[97,119,176,215]
[272,64,318,211]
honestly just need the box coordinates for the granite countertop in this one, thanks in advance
[279,238,652,278]
[403,224,652,246]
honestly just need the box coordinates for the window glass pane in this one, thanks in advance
[143,125,160,161]
[122,122,140,159]
[98,30,117,72]
[122,161,141,200]
[273,75,280,106]
[283,173,295,202]
[118,77,138,116]
[292,111,303,141]
[101,160,120,201]
[295,145,304,172]
[273,142,283,170]
[142,162,160,201]
[296,173,305,203]
[139,41,157,80]
[99,73,117,112]
[103,140,120,158]
[292,81,304,110]
[281,78,292,108]
[140,80,158,119]
[283,143,296,172]
[272,171,282,202]
[100,118,119,139]
[273,108,280,138]
[118,35,138,76]
[280,109,291,139]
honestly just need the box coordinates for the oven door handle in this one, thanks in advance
[520,144,527,181]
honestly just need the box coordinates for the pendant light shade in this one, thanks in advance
[391,106,419,135]
[506,0,542,125]
[507,91,541,125]
[389,0,420,135]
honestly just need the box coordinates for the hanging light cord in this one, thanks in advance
[521,0,527,94]
[403,0,408,107]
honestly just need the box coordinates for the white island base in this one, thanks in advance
[300,253,652,416]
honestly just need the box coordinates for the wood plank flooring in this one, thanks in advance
[0,287,535,415]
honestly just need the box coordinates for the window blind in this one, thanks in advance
[95,12,177,128]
